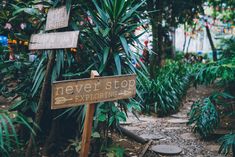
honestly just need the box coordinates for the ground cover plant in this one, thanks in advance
[138,59,192,115]
[188,37,235,156]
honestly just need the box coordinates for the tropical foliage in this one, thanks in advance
[188,37,235,155]
[1,0,147,156]
[138,60,191,115]
[0,0,234,156]
[0,109,36,157]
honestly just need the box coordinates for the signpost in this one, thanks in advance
[29,31,79,50]
[26,5,79,157]
[51,71,136,157]
[45,6,70,31]
[27,5,137,157]
[51,74,136,109]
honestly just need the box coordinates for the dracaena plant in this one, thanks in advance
[1,0,148,155]
[76,0,148,143]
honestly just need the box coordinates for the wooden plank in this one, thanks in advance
[80,70,99,157]
[51,74,136,109]
[45,6,70,31]
[139,140,152,157]
[29,31,79,50]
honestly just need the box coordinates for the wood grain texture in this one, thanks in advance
[29,31,79,50]
[45,6,70,31]
[80,70,99,157]
[51,74,136,109]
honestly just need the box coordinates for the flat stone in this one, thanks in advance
[213,129,230,135]
[139,117,156,123]
[164,127,182,130]
[120,121,132,125]
[123,126,139,131]
[167,119,188,124]
[140,133,164,140]
[171,113,188,118]
[151,145,182,155]
[206,144,220,152]
[180,133,197,140]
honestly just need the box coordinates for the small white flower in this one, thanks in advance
[4,23,12,30]
[20,23,27,29]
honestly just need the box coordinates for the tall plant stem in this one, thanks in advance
[200,6,217,61]
[186,24,196,53]
[25,51,56,157]
[205,23,217,61]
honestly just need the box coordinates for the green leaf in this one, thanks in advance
[102,28,110,37]
[113,53,121,75]
[66,0,72,13]
[99,47,109,73]
[98,114,106,122]
[91,132,100,138]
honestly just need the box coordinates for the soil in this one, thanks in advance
[113,85,233,157]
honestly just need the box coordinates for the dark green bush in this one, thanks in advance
[138,60,192,115]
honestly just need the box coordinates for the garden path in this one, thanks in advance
[116,85,230,157]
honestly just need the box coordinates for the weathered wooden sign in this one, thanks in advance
[29,31,79,50]
[45,6,70,31]
[51,74,136,109]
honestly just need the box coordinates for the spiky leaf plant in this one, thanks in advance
[0,110,36,156]
[188,97,220,138]
[218,133,235,156]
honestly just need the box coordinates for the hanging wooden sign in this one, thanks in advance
[45,6,70,31]
[51,74,136,109]
[29,31,79,50]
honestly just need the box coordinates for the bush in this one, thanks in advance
[138,60,192,115]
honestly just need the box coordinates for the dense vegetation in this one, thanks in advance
[188,37,235,155]
[0,0,234,156]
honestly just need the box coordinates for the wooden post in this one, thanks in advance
[25,51,56,157]
[80,70,99,157]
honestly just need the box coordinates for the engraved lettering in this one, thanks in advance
[129,80,135,90]
[121,80,128,88]
[66,86,74,94]
[106,82,112,90]
[56,87,64,96]
[84,84,92,93]
[94,82,100,92]
[114,80,119,89]
[75,84,83,93]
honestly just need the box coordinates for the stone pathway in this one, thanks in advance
[119,85,231,157]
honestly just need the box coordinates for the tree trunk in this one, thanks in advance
[186,36,192,53]
[149,0,164,78]
[170,27,176,58]
[200,6,217,61]
[42,118,60,156]
[158,23,164,66]
[186,24,196,53]
[205,24,217,61]
[149,14,159,78]
[25,51,56,157]
[183,24,187,52]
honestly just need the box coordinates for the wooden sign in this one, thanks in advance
[51,74,136,109]
[29,31,79,50]
[45,6,70,31]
